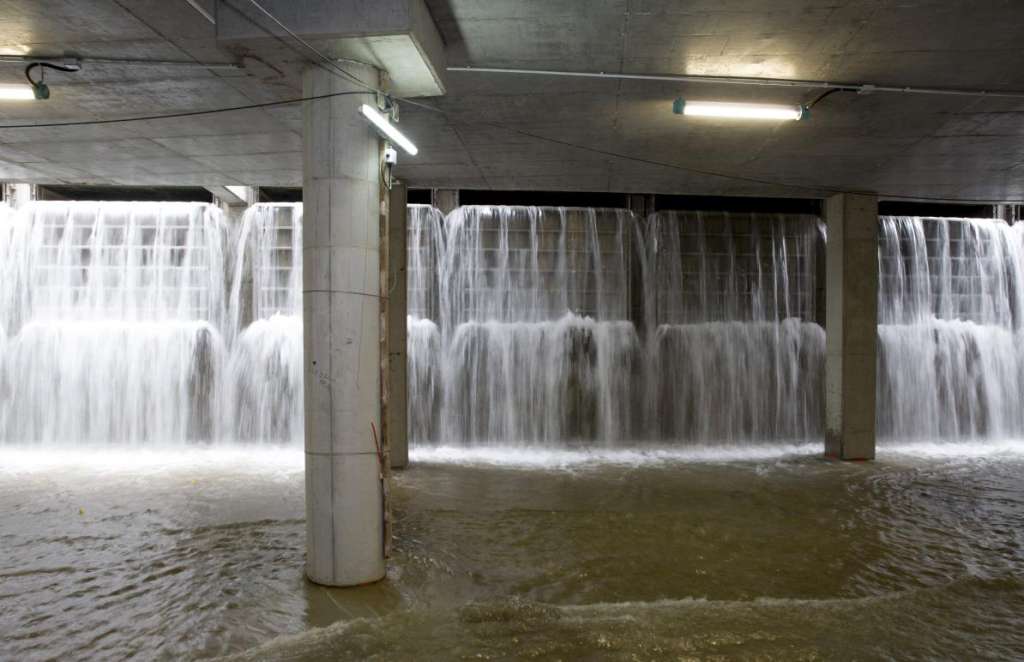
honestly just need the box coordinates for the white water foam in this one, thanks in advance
[0,445,304,475]
[410,443,823,468]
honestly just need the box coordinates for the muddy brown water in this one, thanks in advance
[2,443,1023,660]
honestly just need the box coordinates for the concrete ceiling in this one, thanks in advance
[0,0,1022,201]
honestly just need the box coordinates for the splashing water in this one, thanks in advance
[0,202,229,445]
[408,206,644,446]
[0,201,304,446]
[407,206,826,447]
[4,201,1022,450]
[225,204,303,443]
[642,211,826,443]
[877,216,1024,440]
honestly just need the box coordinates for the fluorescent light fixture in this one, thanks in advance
[359,104,418,155]
[673,98,807,121]
[0,84,37,101]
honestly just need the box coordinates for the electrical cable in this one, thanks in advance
[805,88,844,110]
[0,89,372,129]
[239,0,377,92]
[25,62,82,87]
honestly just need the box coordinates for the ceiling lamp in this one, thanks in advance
[0,84,36,100]
[673,98,808,121]
[359,103,418,156]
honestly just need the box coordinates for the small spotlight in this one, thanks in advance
[673,98,808,121]
[359,104,418,156]
[0,84,37,101]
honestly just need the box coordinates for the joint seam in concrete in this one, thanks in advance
[303,289,382,299]
[305,451,380,457]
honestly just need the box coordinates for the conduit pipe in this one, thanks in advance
[0,55,241,70]
[448,66,1024,100]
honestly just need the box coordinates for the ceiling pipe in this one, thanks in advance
[0,55,241,70]
[184,0,216,24]
[448,66,1024,100]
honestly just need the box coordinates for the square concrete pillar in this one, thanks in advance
[386,183,409,468]
[824,193,879,460]
[303,63,386,586]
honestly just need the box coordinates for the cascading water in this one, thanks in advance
[225,203,303,443]
[877,216,1024,440]
[0,200,306,446]
[17,201,1015,451]
[407,205,444,445]
[643,211,826,443]
[0,201,228,444]
[406,206,826,448]
[408,205,642,446]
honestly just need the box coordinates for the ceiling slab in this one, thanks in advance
[0,0,1019,201]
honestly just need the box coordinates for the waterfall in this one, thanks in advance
[225,203,303,444]
[408,205,643,446]
[643,211,826,443]
[877,216,1024,440]
[0,201,229,445]
[0,200,307,446]
[406,205,445,444]
[406,206,825,447]
[11,199,1020,450]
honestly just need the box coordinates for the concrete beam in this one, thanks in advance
[207,184,256,206]
[824,192,879,461]
[431,188,458,216]
[386,182,409,469]
[303,62,386,587]
[216,0,446,97]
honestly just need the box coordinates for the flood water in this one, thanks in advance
[3,444,1024,661]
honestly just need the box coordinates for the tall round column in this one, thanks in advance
[302,62,386,586]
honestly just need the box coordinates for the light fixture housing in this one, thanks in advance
[359,103,418,155]
[673,98,808,121]
[0,84,37,101]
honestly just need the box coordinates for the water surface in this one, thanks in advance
[2,444,1023,660]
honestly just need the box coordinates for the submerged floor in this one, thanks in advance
[2,444,1024,660]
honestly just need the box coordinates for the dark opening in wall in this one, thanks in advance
[258,187,302,203]
[441,190,823,215]
[653,195,821,215]
[37,185,214,203]
[458,189,630,208]
[252,187,432,204]
[878,200,994,218]
[407,188,432,204]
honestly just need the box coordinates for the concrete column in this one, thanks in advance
[3,182,36,208]
[824,193,879,461]
[303,63,386,586]
[995,203,1018,225]
[432,188,459,216]
[625,193,655,220]
[386,182,409,469]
